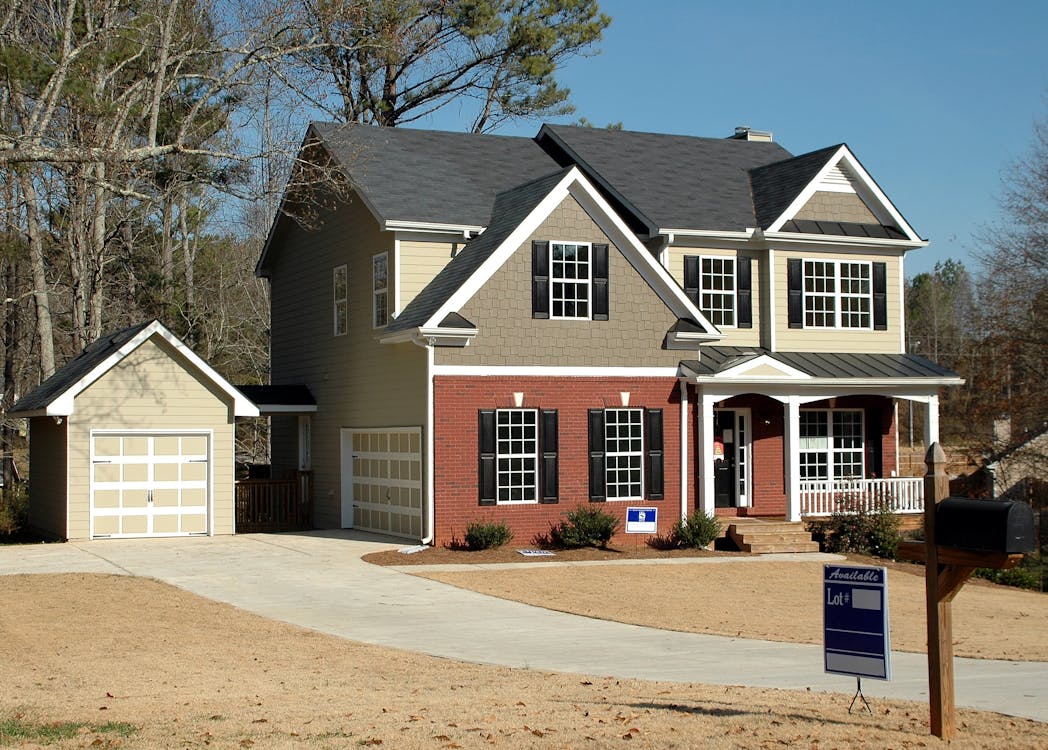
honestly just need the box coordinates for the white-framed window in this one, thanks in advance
[495,409,538,503]
[550,241,591,319]
[700,256,735,327]
[372,252,388,328]
[803,260,871,329]
[799,409,864,482]
[605,408,644,500]
[333,264,348,336]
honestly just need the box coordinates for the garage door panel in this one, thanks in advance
[90,432,210,539]
[344,427,422,539]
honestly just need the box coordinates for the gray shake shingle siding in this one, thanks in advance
[749,145,842,230]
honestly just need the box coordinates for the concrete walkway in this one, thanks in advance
[2,531,1046,723]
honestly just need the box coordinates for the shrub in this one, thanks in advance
[974,566,1041,591]
[671,510,722,549]
[463,520,513,551]
[549,506,619,549]
[808,494,901,560]
[0,484,29,536]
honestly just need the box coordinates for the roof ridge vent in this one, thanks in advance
[729,126,773,142]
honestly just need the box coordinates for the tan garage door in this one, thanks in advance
[91,432,210,538]
[341,428,423,539]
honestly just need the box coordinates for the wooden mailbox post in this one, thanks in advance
[898,443,1033,740]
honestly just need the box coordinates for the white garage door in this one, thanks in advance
[90,432,210,538]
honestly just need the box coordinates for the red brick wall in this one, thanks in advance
[433,376,682,546]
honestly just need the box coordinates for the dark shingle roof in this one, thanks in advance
[312,123,559,228]
[11,321,154,414]
[749,145,842,229]
[681,347,960,380]
[386,168,573,333]
[536,125,793,233]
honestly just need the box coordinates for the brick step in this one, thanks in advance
[743,541,822,554]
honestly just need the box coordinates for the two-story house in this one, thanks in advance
[257,123,961,546]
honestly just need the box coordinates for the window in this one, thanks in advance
[799,409,864,482]
[373,253,388,328]
[604,408,644,500]
[550,242,590,319]
[495,409,538,503]
[700,256,735,327]
[333,265,347,336]
[801,260,871,329]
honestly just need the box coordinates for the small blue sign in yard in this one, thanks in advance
[824,564,891,680]
[625,507,657,533]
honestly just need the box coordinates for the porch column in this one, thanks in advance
[679,380,689,521]
[784,397,802,522]
[924,393,940,447]
[698,391,717,516]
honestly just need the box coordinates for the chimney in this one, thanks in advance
[729,125,773,142]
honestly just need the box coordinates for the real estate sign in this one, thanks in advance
[823,564,891,680]
[625,507,657,534]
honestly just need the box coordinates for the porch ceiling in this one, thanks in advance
[236,384,317,415]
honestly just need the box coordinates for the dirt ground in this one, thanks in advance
[1,573,1046,749]
[373,547,1048,662]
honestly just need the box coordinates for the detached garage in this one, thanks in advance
[10,320,259,540]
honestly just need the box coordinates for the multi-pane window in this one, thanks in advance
[373,253,388,328]
[550,242,590,319]
[605,408,643,500]
[496,409,538,503]
[333,265,348,336]
[799,409,864,482]
[700,257,735,327]
[803,260,871,329]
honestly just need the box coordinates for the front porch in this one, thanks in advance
[800,476,924,517]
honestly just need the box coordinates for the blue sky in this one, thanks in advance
[420,0,1047,278]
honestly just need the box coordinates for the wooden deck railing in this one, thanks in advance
[235,470,313,533]
[800,476,924,517]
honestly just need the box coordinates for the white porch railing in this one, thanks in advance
[800,477,924,517]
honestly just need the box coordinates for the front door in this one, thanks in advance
[713,411,736,507]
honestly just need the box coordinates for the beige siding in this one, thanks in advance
[794,191,880,225]
[27,416,68,540]
[399,240,458,312]
[66,337,237,539]
[438,195,684,368]
[774,249,904,353]
[666,246,762,347]
[268,191,428,528]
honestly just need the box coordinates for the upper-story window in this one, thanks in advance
[683,255,752,329]
[551,242,591,319]
[333,264,347,336]
[373,252,388,328]
[789,258,885,331]
[532,240,609,321]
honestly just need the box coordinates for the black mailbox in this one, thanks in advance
[935,498,1035,554]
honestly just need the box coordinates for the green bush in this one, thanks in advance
[463,520,513,551]
[0,484,29,536]
[671,510,722,549]
[974,566,1041,591]
[808,495,901,560]
[549,505,619,549]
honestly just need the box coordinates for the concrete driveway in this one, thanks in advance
[2,530,1046,723]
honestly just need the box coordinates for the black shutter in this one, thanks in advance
[592,243,609,320]
[865,405,883,478]
[645,409,664,500]
[736,256,752,328]
[478,410,497,505]
[588,409,606,501]
[787,258,803,329]
[683,256,700,307]
[532,241,549,319]
[872,261,887,331]
[539,409,559,503]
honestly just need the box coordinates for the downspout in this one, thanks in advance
[679,378,689,520]
[420,341,436,545]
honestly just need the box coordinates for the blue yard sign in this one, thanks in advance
[625,507,657,534]
[823,564,891,680]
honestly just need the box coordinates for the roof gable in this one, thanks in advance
[11,320,259,417]
[384,167,721,341]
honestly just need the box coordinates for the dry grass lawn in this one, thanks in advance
[0,573,1046,749]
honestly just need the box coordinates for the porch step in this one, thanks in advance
[727,521,821,554]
